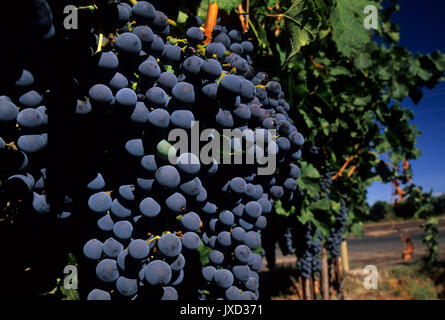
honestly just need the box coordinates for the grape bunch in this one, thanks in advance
[295,225,322,279]
[325,200,348,258]
[0,0,304,300]
[320,171,335,195]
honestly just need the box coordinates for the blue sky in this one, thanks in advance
[367,0,445,204]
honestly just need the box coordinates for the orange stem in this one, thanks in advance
[310,55,325,70]
[204,2,219,44]
[332,155,354,181]
[238,4,248,33]
[403,159,410,170]
[347,165,357,177]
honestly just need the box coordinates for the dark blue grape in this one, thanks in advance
[162,44,182,64]
[148,108,170,128]
[83,239,103,260]
[181,212,201,231]
[116,276,138,297]
[103,238,124,258]
[172,82,195,105]
[244,201,262,219]
[186,27,204,42]
[87,289,111,300]
[132,25,154,45]
[144,260,172,286]
[209,250,224,265]
[155,165,180,189]
[219,210,234,226]
[176,152,201,175]
[202,266,217,281]
[200,59,222,79]
[229,177,246,194]
[225,286,241,300]
[232,265,250,282]
[234,245,252,264]
[170,254,185,271]
[138,59,161,80]
[17,107,43,128]
[165,193,186,212]
[116,32,142,54]
[182,232,201,250]
[220,74,242,94]
[98,214,114,232]
[244,231,261,250]
[214,33,230,48]
[145,87,167,107]
[139,197,161,217]
[132,1,155,22]
[171,110,195,129]
[214,269,234,289]
[161,287,178,300]
[96,259,119,283]
[158,233,182,257]
[248,253,263,271]
[157,72,178,93]
[206,42,226,59]
[19,90,42,108]
[113,220,133,240]
[125,139,144,157]
[88,192,112,213]
[89,84,113,103]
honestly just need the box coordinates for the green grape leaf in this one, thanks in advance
[60,286,80,301]
[309,197,331,211]
[430,51,445,71]
[267,0,279,8]
[275,200,296,216]
[301,161,321,179]
[312,218,331,238]
[331,200,341,213]
[354,52,372,69]
[330,0,380,57]
[197,241,212,266]
[177,11,189,24]
[330,66,352,76]
[284,0,321,60]
[211,0,242,13]
[298,208,314,224]
[392,81,409,101]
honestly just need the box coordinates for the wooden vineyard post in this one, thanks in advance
[311,275,318,300]
[329,258,337,299]
[337,256,345,300]
[298,275,304,300]
[341,240,350,273]
[304,278,312,300]
[321,247,330,300]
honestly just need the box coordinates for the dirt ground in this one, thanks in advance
[260,218,445,300]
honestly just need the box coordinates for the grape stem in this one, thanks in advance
[238,4,248,33]
[95,33,104,54]
[4,142,18,150]
[204,2,219,44]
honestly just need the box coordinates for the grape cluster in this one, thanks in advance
[320,171,335,195]
[325,200,348,258]
[0,0,304,300]
[295,225,322,279]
